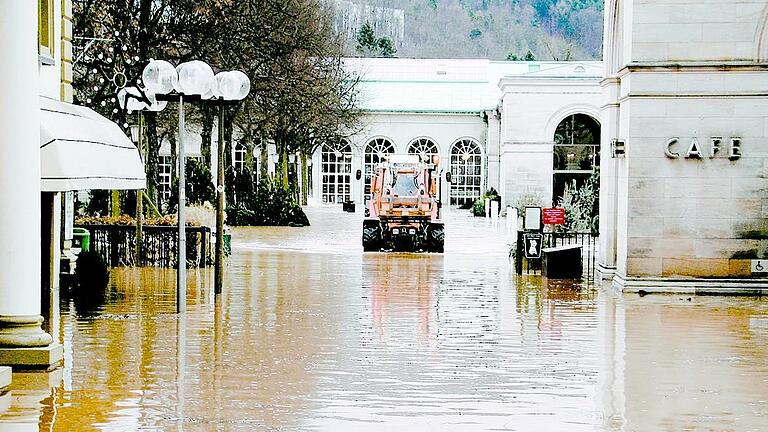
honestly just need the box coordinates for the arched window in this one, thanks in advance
[321,140,352,204]
[449,138,483,206]
[364,138,395,200]
[233,142,246,172]
[552,113,600,203]
[407,138,439,163]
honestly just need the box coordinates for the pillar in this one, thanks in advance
[596,77,621,280]
[485,110,502,196]
[351,145,363,205]
[0,1,62,369]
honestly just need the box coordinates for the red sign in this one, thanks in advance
[542,207,565,225]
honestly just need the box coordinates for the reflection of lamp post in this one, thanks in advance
[142,59,250,312]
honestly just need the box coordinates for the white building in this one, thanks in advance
[309,58,603,211]
[0,1,145,371]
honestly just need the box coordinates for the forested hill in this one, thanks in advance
[334,0,604,61]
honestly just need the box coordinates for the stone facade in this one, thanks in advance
[600,0,768,292]
[499,71,602,210]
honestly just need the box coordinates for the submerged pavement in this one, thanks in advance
[1,207,767,431]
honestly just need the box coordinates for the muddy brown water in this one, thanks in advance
[1,207,767,431]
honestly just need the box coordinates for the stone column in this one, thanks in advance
[350,145,363,206]
[485,110,502,195]
[0,1,61,368]
[596,77,621,280]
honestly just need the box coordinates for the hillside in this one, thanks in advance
[333,0,604,61]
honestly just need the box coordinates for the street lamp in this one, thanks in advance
[118,86,167,265]
[141,59,250,312]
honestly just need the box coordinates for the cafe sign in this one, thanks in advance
[665,136,741,160]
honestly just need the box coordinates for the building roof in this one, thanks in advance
[344,58,603,114]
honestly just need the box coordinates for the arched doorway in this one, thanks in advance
[449,138,483,206]
[364,137,395,200]
[407,137,439,162]
[321,140,352,204]
[552,113,600,228]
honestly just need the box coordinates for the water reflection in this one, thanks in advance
[0,207,766,430]
[364,253,442,344]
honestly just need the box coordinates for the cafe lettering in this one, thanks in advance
[665,136,742,160]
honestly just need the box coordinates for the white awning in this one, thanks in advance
[40,97,146,191]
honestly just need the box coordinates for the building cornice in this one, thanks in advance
[617,61,768,77]
[363,109,485,116]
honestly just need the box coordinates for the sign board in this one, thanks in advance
[524,206,542,231]
[542,207,565,225]
[523,233,543,259]
[751,260,768,274]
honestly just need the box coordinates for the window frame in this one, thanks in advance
[38,0,55,61]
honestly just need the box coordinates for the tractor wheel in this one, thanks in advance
[429,225,444,253]
[362,224,380,252]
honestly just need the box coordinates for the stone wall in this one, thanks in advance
[603,0,768,289]
[629,0,768,62]
[620,68,768,279]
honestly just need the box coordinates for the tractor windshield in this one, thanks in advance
[392,173,419,196]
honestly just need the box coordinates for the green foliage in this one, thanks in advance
[356,21,398,57]
[377,37,397,57]
[557,169,599,233]
[227,176,310,227]
[472,198,486,216]
[470,188,501,217]
[505,49,536,61]
[168,159,216,212]
[356,22,377,52]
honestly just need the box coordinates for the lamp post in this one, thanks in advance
[141,60,250,312]
[119,86,167,265]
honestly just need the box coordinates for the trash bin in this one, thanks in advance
[72,227,90,252]
[223,233,232,256]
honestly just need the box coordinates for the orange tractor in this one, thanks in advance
[362,155,444,252]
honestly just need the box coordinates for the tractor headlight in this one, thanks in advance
[409,228,416,235]
[392,228,400,235]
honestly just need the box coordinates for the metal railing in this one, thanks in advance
[75,224,211,268]
[515,231,598,277]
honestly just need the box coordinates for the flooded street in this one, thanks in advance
[2,207,768,431]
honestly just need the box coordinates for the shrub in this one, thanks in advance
[227,176,310,227]
[470,188,502,217]
[557,169,599,233]
[167,159,216,212]
[75,250,110,293]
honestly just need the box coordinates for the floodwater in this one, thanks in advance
[2,207,768,431]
